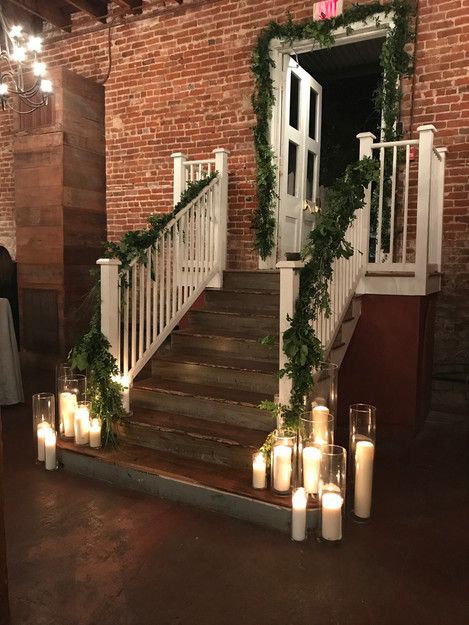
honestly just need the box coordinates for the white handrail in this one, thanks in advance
[98,149,229,383]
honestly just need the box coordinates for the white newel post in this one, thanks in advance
[276,261,304,406]
[435,147,447,272]
[96,258,121,364]
[210,148,230,288]
[415,124,436,291]
[171,152,188,205]
[356,132,376,263]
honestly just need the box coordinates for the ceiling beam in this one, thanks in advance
[112,0,144,14]
[7,0,72,31]
[66,0,108,23]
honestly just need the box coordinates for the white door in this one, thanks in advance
[278,57,322,258]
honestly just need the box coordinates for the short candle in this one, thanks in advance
[44,429,57,471]
[273,444,292,493]
[302,446,321,494]
[291,487,307,541]
[252,452,266,489]
[89,418,102,449]
[321,492,343,541]
[74,405,90,445]
[354,440,375,518]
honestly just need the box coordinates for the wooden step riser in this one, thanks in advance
[131,388,274,432]
[151,360,278,395]
[117,422,255,470]
[223,271,279,292]
[188,311,278,337]
[171,333,279,363]
[205,290,279,313]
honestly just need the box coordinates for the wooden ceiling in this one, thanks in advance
[3,1,185,32]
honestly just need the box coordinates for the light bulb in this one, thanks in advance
[11,46,26,63]
[8,25,22,39]
[0,83,8,96]
[40,79,53,94]
[33,61,47,77]
[27,35,42,53]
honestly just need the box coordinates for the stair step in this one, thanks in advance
[188,309,278,337]
[58,439,320,533]
[151,351,278,394]
[118,408,266,469]
[205,288,279,313]
[132,377,274,431]
[223,270,280,292]
[171,328,279,363]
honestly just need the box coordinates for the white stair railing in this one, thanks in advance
[98,149,229,383]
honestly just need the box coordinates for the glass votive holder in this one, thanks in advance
[58,374,86,439]
[74,401,91,446]
[318,444,347,542]
[299,412,334,446]
[270,429,297,496]
[32,393,55,462]
[309,361,338,416]
[291,487,307,542]
[252,451,267,489]
[44,428,58,471]
[349,403,376,520]
[89,417,102,449]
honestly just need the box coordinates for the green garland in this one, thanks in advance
[69,174,217,447]
[251,0,413,260]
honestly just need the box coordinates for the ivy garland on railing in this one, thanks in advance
[251,0,413,260]
[69,174,218,448]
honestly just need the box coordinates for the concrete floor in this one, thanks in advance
[1,369,468,625]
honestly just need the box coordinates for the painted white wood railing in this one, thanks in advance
[98,148,229,382]
[278,125,446,403]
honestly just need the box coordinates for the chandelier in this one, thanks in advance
[0,10,52,114]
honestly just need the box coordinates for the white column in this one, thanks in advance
[415,124,436,292]
[209,148,230,288]
[171,152,188,205]
[356,132,376,267]
[96,258,121,363]
[276,260,304,405]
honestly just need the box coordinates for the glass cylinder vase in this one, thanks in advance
[349,403,376,520]
[309,362,338,418]
[58,374,86,439]
[299,413,334,496]
[74,401,91,446]
[32,393,55,462]
[270,430,297,496]
[318,444,347,542]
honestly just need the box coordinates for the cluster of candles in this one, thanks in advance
[252,402,376,543]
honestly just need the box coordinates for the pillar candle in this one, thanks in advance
[74,405,90,445]
[89,418,102,449]
[59,392,77,437]
[36,422,51,462]
[312,405,330,444]
[291,488,307,541]
[273,445,292,493]
[44,429,57,471]
[354,440,375,518]
[252,452,267,489]
[302,446,321,494]
[321,492,343,541]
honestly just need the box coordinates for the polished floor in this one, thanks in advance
[1,369,468,625]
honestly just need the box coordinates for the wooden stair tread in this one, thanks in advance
[173,327,279,344]
[190,309,278,319]
[57,438,309,509]
[124,407,267,448]
[154,350,279,374]
[133,377,272,406]
[206,288,280,296]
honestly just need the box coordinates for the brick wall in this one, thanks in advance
[0,0,467,366]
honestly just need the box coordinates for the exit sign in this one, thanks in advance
[313,0,343,20]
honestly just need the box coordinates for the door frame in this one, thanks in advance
[259,14,393,268]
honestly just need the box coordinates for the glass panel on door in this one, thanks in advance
[309,88,317,140]
[289,73,300,129]
[306,151,315,201]
[287,141,298,196]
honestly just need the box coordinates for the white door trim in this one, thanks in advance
[258,14,392,268]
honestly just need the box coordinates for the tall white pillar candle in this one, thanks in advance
[36,422,51,461]
[291,488,307,541]
[312,405,330,444]
[74,405,90,445]
[273,445,292,493]
[89,418,102,449]
[44,429,57,471]
[252,452,267,489]
[321,492,343,541]
[302,446,321,494]
[59,392,77,437]
[354,440,375,518]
